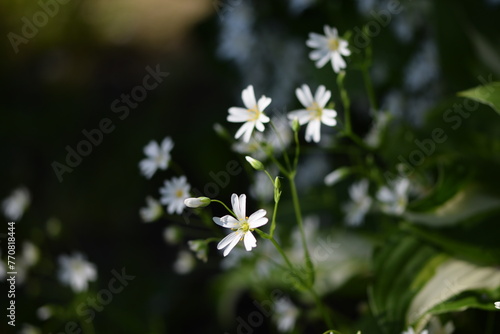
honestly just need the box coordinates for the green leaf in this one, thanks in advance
[404,185,500,227]
[458,81,500,114]
[407,258,500,332]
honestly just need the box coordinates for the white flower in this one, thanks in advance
[213,194,268,256]
[427,316,455,334]
[16,241,40,285]
[228,85,271,143]
[188,240,208,263]
[2,186,30,220]
[495,301,500,309]
[402,327,428,334]
[274,298,299,332]
[173,250,195,275]
[36,306,52,321]
[139,137,174,179]
[58,253,97,293]
[377,178,411,215]
[139,196,163,222]
[306,25,351,73]
[343,179,372,226]
[19,324,42,334]
[288,84,337,143]
[163,226,182,245]
[159,176,190,215]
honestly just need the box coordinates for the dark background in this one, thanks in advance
[1,0,500,333]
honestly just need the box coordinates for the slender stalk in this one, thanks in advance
[288,176,315,285]
[210,199,235,217]
[269,194,279,238]
[269,120,292,171]
[309,287,335,330]
[362,65,378,112]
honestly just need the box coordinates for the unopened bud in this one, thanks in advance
[184,197,211,208]
[245,156,264,171]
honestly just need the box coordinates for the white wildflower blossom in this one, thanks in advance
[228,85,271,143]
[274,298,299,332]
[173,250,195,275]
[159,176,190,215]
[288,84,337,143]
[343,179,372,226]
[139,137,174,179]
[213,194,268,256]
[58,253,97,293]
[306,25,351,73]
[139,196,163,222]
[2,186,30,220]
[377,178,411,215]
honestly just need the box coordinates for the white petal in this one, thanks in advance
[234,122,254,142]
[295,85,314,107]
[288,110,311,125]
[305,119,321,143]
[223,231,243,256]
[139,159,156,179]
[161,137,174,152]
[248,210,268,228]
[321,114,337,127]
[315,86,331,108]
[257,96,272,111]
[255,121,265,132]
[217,231,239,250]
[242,85,257,109]
[315,52,331,68]
[143,141,159,157]
[213,215,239,228]
[309,48,329,61]
[243,232,257,251]
[238,194,246,219]
[331,52,346,73]
[228,107,250,122]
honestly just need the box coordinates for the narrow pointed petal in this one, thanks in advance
[243,232,257,251]
[242,85,257,109]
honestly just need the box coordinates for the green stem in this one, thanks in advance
[270,193,279,238]
[210,199,235,217]
[362,65,378,112]
[269,120,292,171]
[336,72,352,134]
[293,126,300,170]
[288,176,315,286]
[309,287,335,330]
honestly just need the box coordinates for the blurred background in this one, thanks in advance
[1,0,500,333]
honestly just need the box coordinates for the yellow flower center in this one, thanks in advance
[306,102,323,119]
[328,38,340,51]
[248,105,262,121]
[175,189,184,198]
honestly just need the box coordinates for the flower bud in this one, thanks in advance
[291,117,300,132]
[184,197,211,208]
[245,156,264,171]
[274,176,282,203]
[324,167,350,186]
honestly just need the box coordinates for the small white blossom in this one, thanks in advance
[159,176,190,215]
[228,85,271,143]
[139,196,163,222]
[58,253,97,293]
[495,301,500,309]
[173,250,196,275]
[188,240,208,263]
[139,137,174,179]
[19,324,42,334]
[377,178,411,215]
[427,316,455,334]
[343,179,372,226]
[402,328,428,334]
[36,306,52,321]
[288,84,337,143]
[274,298,299,332]
[2,186,30,220]
[306,25,351,73]
[163,226,182,245]
[213,194,268,256]
[16,241,40,285]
